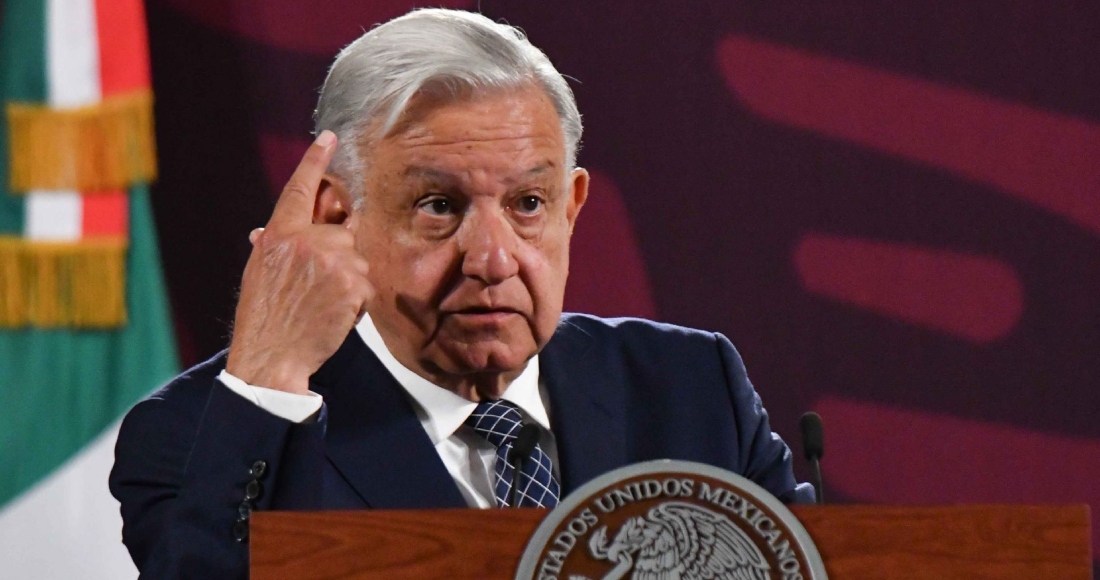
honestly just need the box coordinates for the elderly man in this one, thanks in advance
[110,8,811,578]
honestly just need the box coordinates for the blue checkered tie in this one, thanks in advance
[464,399,560,508]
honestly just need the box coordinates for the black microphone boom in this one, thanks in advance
[799,412,825,505]
[507,424,541,507]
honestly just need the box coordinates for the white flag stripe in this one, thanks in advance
[0,420,137,579]
[47,0,101,107]
[25,190,83,240]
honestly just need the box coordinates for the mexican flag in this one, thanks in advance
[0,0,178,577]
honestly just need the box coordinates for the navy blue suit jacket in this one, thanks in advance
[110,314,811,578]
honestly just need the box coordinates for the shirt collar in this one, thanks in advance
[355,313,547,445]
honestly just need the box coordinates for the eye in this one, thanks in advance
[419,197,455,216]
[515,195,543,215]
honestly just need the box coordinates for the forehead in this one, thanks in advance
[372,87,567,179]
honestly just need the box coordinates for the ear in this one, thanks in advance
[314,173,353,226]
[565,167,589,233]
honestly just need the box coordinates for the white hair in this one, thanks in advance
[314,9,583,202]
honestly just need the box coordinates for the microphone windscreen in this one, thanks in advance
[508,424,541,463]
[799,412,825,460]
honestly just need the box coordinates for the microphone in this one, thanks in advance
[507,423,541,508]
[799,412,825,505]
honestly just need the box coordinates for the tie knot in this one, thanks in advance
[465,399,525,449]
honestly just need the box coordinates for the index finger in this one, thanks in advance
[268,130,337,228]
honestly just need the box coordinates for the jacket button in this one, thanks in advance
[245,480,263,501]
[232,520,249,543]
[250,460,267,479]
[238,501,253,520]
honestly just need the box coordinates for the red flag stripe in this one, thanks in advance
[94,0,151,95]
[82,190,128,238]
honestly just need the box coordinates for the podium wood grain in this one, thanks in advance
[250,505,1092,579]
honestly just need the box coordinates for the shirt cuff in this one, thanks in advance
[217,369,324,423]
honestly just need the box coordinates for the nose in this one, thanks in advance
[459,205,520,285]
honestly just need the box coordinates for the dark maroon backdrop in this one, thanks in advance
[144,0,1099,568]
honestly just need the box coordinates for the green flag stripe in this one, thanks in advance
[0,184,179,507]
[0,0,48,234]
[0,0,48,103]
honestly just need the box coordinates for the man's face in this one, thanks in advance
[349,86,588,389]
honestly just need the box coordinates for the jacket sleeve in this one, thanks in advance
[714,332,816,504]
[110,376,327,579]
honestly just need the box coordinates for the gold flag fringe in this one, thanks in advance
[0,237,128,328]
[7,90,157,192]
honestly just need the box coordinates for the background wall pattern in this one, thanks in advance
[143,0,1100,570]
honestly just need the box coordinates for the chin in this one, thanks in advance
[432,339,535,375]
[430,315,540,372]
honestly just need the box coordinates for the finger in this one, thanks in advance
[354,284,375,324]
[249,228,264,245]
[348,255,371,279]
[301,223,357,251]
[268,130,337,229]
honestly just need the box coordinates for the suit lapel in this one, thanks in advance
[310,332,467,509]
[540,317,628,494]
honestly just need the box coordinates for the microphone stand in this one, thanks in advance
[800,412,826,505]
[809,455,824,505]
[508,424,541,507]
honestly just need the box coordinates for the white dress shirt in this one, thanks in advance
[218,313,557,508]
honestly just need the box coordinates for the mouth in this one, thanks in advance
[446,307,523,324]
[454,306,520,314]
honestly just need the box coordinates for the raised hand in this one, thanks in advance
[225,131,374,395]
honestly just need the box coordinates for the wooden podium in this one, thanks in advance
[251,504,1092,579]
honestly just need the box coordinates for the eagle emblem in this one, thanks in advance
[581,501,771,580]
